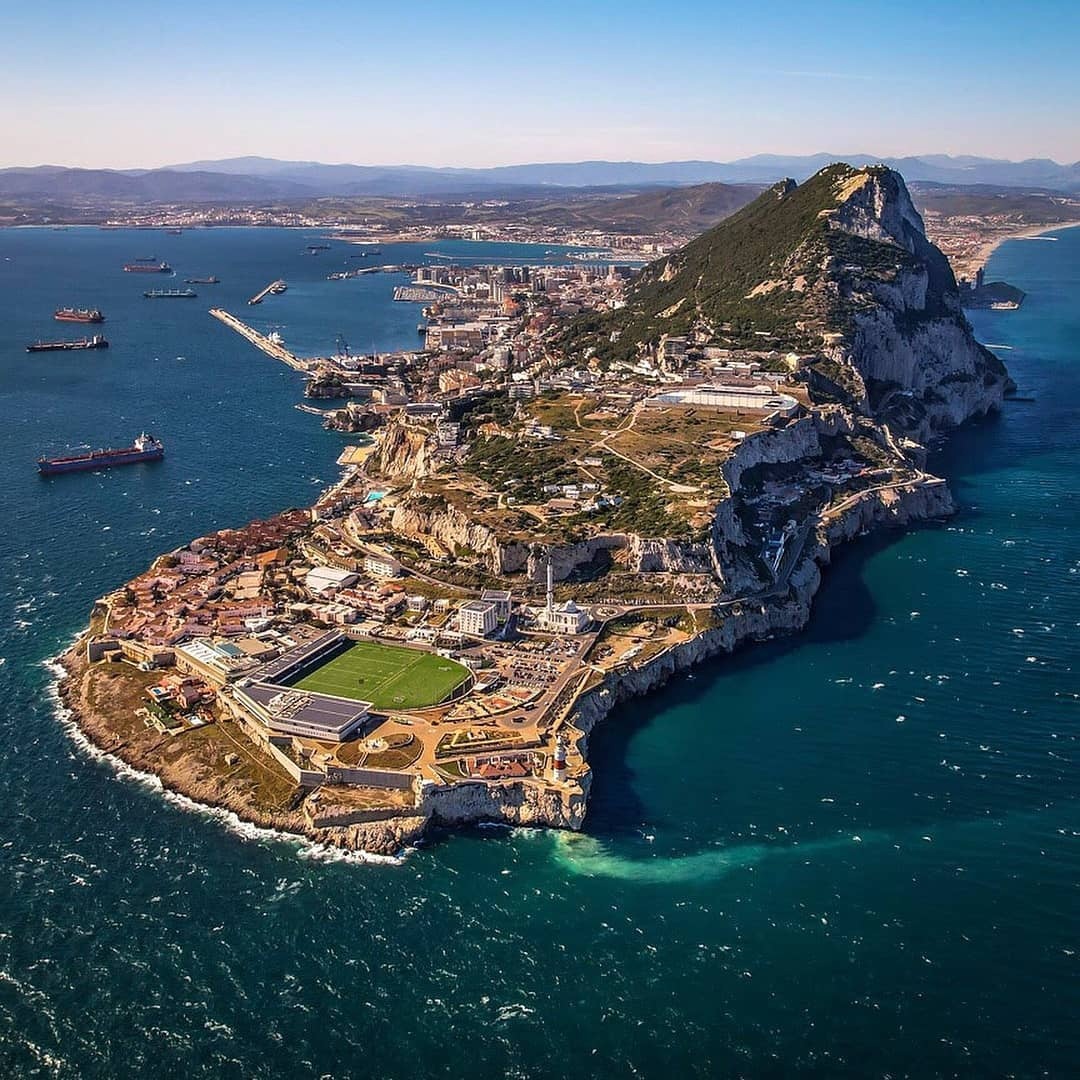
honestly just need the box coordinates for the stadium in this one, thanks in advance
[236,631,473,741]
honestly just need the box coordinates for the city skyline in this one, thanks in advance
[3,0,1079,168]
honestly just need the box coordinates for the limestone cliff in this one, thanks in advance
[812,168,1009,439]
[365,417,439,480]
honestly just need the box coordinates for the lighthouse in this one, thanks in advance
[551,734,568,782]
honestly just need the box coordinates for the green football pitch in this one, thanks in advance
[289,640,470,710]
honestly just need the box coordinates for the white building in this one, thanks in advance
[536,599,589,635]
[534,557,589,634]
[174,639,260,686]
[646,384,799,416]
[305,566,359,596]
[458,600,498,637]
[364,554,399,578]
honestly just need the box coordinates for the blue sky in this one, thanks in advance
[2,0,1078,167]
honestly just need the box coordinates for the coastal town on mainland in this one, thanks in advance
[59,163,1022,853]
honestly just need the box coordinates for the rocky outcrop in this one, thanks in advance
[813,168,1010,439]
[422,777,586,830]
[366,418,438,480]
[391,497,721,585]
[385,399,926,597]
[305,371,356,399]
[312,815,430,858]
[324,405,382,435]
[720,406,860,494]
[390,500,527,572]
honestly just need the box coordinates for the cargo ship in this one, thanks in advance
[55,307,105,323]
[184,275,219,284]
[123,261,171,273]
[144,288,197,299]
[37,433,164,475]
[27,334,109,353]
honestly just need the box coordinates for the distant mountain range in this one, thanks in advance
[166,154,1080,192]
[2,154,1080,204]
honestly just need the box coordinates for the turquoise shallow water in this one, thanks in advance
[0,227,1077,1077]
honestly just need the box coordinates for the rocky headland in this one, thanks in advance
[57,164,1007,856]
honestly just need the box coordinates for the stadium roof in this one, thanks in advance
[241,682,372,737]
[257,630,344,683]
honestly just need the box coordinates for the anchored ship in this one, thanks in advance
[184,275,219,284]
[123,261,171,273]
[27,335,109,353]
[144,288,197,299]
[54,307,105,323]
[37,433,165,475]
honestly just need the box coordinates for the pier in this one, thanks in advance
[248,279,287,305]
[209,309,309,372]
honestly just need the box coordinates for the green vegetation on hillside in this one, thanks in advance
[564,163,949,365]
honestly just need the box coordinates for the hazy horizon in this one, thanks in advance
[5,150,1080,173]
[4,0,1078,170]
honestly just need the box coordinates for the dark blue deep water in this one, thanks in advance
[0,226,1076,1078]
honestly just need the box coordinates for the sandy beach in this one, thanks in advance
[974,218,1080,272]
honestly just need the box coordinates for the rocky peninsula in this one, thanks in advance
[57,164,1009,856]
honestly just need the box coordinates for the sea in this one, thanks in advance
[0,225,1076,1078]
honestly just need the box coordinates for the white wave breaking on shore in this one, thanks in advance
[41,653,404,868]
